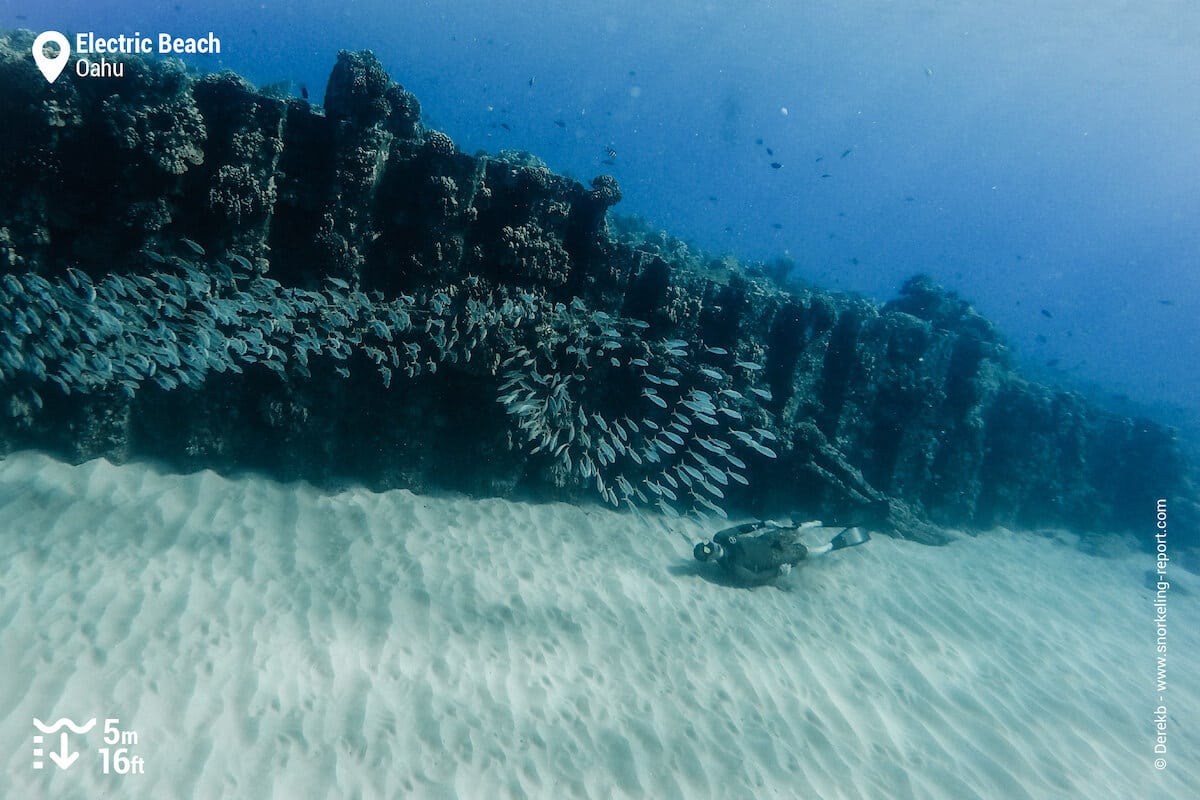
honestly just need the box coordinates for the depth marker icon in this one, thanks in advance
[31,718,96,771]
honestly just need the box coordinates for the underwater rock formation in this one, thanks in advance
[0,31,1193,550]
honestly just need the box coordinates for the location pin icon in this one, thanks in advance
[32,31,71,84]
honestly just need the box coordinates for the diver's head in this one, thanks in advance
[694,540,723,562]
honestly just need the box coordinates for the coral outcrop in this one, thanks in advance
[0,32,1193,550]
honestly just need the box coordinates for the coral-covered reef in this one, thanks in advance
[0,32,1193,548]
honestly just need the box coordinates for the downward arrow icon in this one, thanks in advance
[48,732,79,770]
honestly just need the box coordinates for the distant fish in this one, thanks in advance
[528,77,535,87]
[180,237,205,256]
[925,67,934,77]
[1036,334,1047,344]
[300,84,309,100]
[821,173,832,178]
[642,389,667,409]
[770,162,782,169]
[1041,309,1053,318]
[553,119,566,128]
[815,156,824,163]
[500,122,511,131]
[772,223,783,230]
[601,158,616,166]
[840,148,852,158]
[755,137,764,145]
[65,266,91,289]
[766,147,774,156]
[1159,299,1174,306]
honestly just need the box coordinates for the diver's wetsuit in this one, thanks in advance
[712,521,809,584]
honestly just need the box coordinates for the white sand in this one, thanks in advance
[0,450,1196,799]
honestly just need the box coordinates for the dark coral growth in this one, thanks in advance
[422,129,456,156]
[0,38,1193,551]
[99,59,206,176]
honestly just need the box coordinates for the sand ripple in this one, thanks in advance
[0,451,1196,799]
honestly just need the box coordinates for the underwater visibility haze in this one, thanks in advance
[0,1,1198,798]
[33,0,1199,436]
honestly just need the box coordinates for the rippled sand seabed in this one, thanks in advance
[0,451,1195,799]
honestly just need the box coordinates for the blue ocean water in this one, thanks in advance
[11,0,1200,442]
[3,7,1199,797]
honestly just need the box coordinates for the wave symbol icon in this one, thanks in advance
[33,718,97,734]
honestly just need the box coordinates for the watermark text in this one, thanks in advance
[1151,498,1168,770]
